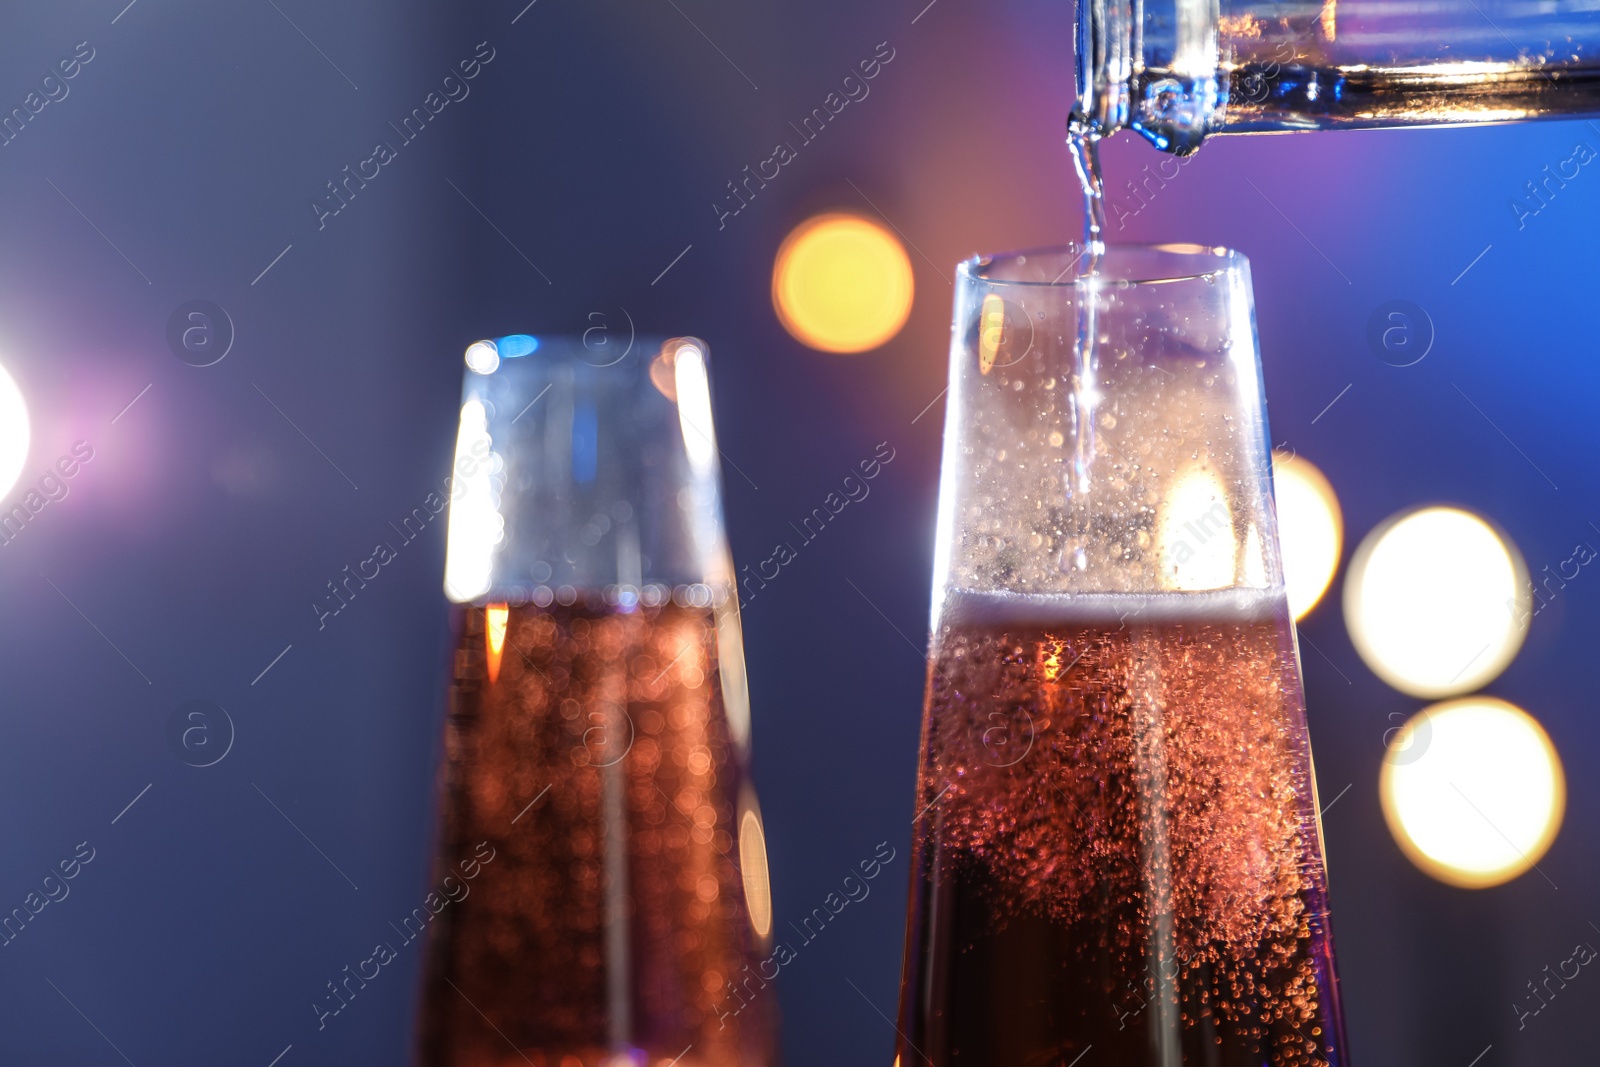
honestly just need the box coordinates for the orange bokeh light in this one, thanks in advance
[772,213,914,353]
[485,603,508,684]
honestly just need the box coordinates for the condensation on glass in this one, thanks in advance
[416,334,776,1067]
[1077,0,1600,152]
[895,245,1350,1067]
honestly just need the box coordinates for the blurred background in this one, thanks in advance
[0,0,1596,1064]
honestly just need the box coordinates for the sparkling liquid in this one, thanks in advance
[1062,120,1105,508]
[895,591,1348,1067]
[415,600,773,1067]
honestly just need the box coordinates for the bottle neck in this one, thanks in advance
[1075,0,1224,155]
[1077,0,1600,154]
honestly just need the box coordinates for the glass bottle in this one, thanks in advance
[895,245,1348,1067]
[1077,0,1600,152]
[414,334,777,1067]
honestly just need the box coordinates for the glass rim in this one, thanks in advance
[959,242,1248,288]
[461,332,708,377]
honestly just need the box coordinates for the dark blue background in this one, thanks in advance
[0,1,1595,1064]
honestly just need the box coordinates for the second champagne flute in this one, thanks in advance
[415,334,777,1067]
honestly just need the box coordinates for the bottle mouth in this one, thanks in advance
[1072,0,1130,136]
[961,243,1248,287]
[1074,0,1224,153]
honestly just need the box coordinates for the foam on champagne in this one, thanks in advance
[939,585,1289,633]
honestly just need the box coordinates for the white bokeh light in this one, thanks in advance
[0,361,28,500]
[464,340,500,376]
[673,342,717,476]
[442,399,503,602]
[1157,465,1235,591]
[1271,451,1342,620]
[1344,506,1529,698]
[1381,697,1564,888]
